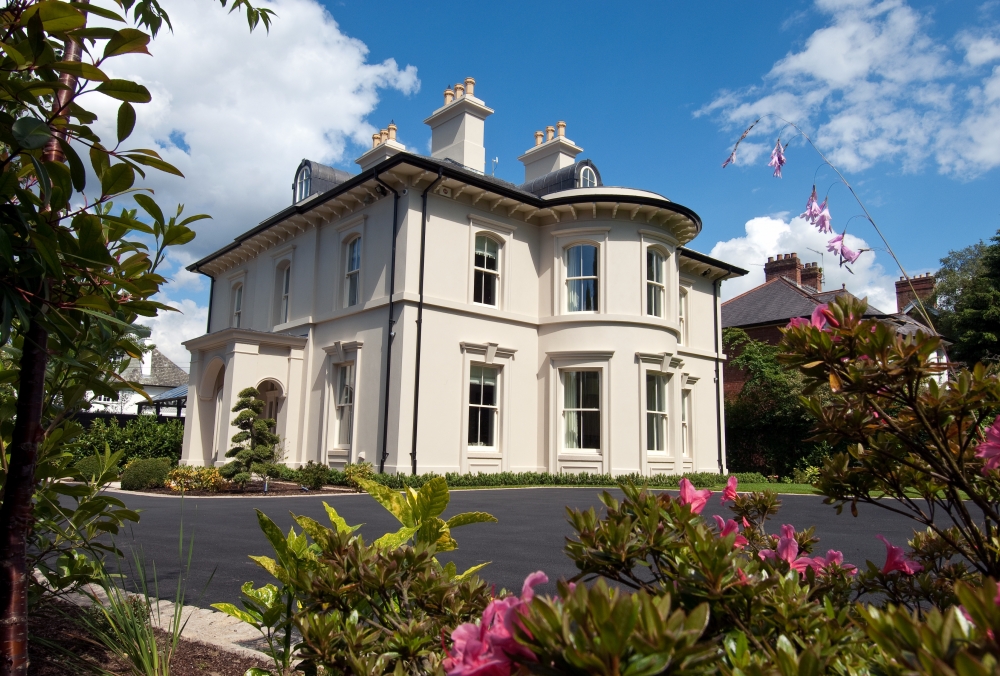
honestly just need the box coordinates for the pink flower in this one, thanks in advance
[840,244,862,264]
[736,568,750,586]
[975,416,1000,475]
[815,199,832,234]
[877,535,923,575]
[810,549,857,576]
[759,524,814,576]
[722,150,737,168]
[827,233,844,257]
[768,139,786,178]
[800,186,821,224]
[713,514,748,548]
[444,572,549,675]
[721,475,738,503]
[742,516,751,529]
[787,317,809,328]
[677,478,711,514]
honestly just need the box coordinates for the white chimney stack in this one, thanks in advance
[423,76,493,173]
[355,121,405,171]
[518,120,582,182]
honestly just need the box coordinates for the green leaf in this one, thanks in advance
[117,102,136,145]
[358,479,412,526]
[124,153,184,177]
[28,155,51,207]
[104,28,150,58]
[162,224,195,247]
[455,562,490,581]
[95,79,151,103]
[445,511,498,529]
[12,117,51,149]
[59,139,86,191]
[133,193,164,224]
[244,669,272,676]
[0,42,26,67]
[21,2,87,32]
[416,476,450,520]
[90,143,110,179]
[51,61,109,82]
[323,502,360,535]
[210,603,260,627]
[372,525,418,550]
[75,295,111,312]
[100,163,135,196]
[69,2,125,22]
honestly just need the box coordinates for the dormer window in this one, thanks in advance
[580,166,597,188]
[295,165,311,203]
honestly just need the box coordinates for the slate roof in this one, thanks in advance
[120,348,189,388]
[722,276,886,329]
[518,160,603,197]
[295,160,353,202]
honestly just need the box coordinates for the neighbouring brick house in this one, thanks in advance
[721,253,940,398]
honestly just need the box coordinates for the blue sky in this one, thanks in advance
[104,0,999,367]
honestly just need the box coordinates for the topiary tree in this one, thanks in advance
[221,387,282,491]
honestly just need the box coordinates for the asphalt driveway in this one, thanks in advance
[107,487,921,608]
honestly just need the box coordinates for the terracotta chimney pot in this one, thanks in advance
[557,121,566,137]
[387,122,397,141]
[372,133,380,148]
[454,83,465,98]
[444,88,454,105]
[534,131,543,146]
[546,125,555,141]
[464,77,475,97]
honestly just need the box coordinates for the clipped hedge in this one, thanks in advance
[120,457,173,491]
[366,470,770,490]
[76,416,184,466]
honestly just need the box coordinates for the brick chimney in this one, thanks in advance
[764,253,803,285]
[801,262,823,292]
[895,273,935,312]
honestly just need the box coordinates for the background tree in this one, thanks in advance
[935,232,1000,367]
[0,0,273,671]
[222,386,282,491]
[723,328,821,477]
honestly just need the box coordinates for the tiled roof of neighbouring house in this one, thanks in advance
[120,348,189,388]
[722,276,887,329]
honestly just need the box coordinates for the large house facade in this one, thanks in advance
[179,79,747,476]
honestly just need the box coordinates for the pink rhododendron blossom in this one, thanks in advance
[722,475,738,503]
[722,150,737,168]
[815,198,832,234]
[768,139,786,178]
[877,535,923,575]
[677,478,711,514]
[975,415,1000,474]
[712,515,748,548]
[759,525,814,576]
[444,572,549,675]
[800,186,821,224]
[810,549,857,576]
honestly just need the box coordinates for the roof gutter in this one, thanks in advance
[410,169,444,476]
[374,174,400,474]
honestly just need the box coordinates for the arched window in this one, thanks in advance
[566,244,598,312]
[646,250,665,317]
[345,237,361,307]
[580,166,597,188]
[232,284,243,328]
[295,165,311,203]
[473,235,499,306]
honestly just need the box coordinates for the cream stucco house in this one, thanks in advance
[179,78,747,476]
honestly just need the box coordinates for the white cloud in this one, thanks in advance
[89,0,418,259]
[711,214,907,313]
[141,296,208,371]
[701,0,1000,178]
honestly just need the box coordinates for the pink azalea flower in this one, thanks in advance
[742,516,751,529]
[815,198,832,234]
[713,514,748,548]
[721,475,739,503]
[759,524,814,576]
[736,568,750,586]
[811,549,857,576]
[800,186,821,224]
[876,535,923,575]
[768,139,786,178]
[787,317,809,328]
[444,572,549,675]
[975,416,1000,475]
[722,150,737,168]
[677,478,711,514]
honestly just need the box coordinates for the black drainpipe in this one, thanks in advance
[375,174,400,474]
[205,275,215,334]
[714,276,725,474]
[410,169,443,476]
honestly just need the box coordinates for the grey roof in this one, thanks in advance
[121,349,189,388]
[722,277,885,328]
[518,160,602,197]
[294,159,353,203]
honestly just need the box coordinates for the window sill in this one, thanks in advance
[467,448,501,458]
[558,451,603,460]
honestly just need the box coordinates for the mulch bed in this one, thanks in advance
[134,480,358,497]
[28,600,271,675]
